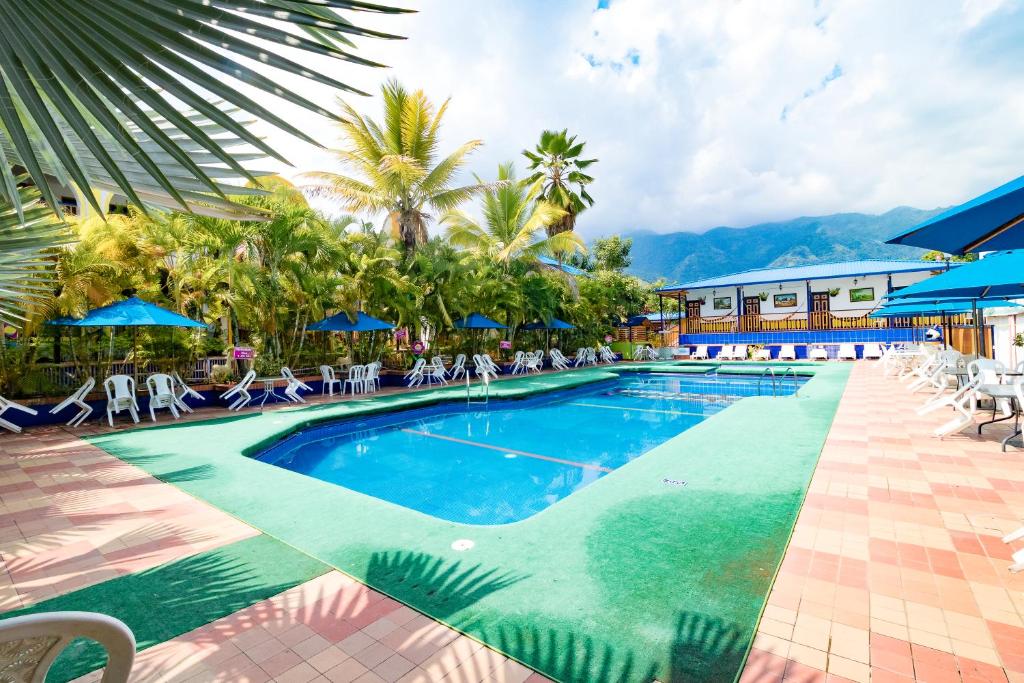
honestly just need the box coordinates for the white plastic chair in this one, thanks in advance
[49,378,95,427]
[598,346,616,364]
[0,395,39,434]
[473,354,497,380]
[809,346,829,361]
[573,348,587,367]
[450,354,467,380]
[362,362,380,393]
[733,344,748,361]
[482,354,503,374]
[838,343,857,361]
[172,372,205,413]
[428,358,449,385]
[585,348,598,365]
[632,345,646,360]
[550,349,569,370]
[103,375,139,427]
[0,611,135,682]
[510,351,527,375]
[145,373,180,422]
[691,345,709,360]
[281,367,312,403]
[404,360,425,388]
[219,369,256,411]
[526,352,543,373]
[778,345,796,361]
[320,365,341,396]
[714,344,734,361]
[862,343,884,360]
[347,365,368,393]
[753,348,772,361]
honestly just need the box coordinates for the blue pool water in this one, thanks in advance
[254,372,803,525]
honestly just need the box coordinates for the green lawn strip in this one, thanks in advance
[87,364,850,682]
[3,535,329,682]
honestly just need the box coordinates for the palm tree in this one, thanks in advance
[303,80,486,253]
[523,129,598,236]
[442,162,585,272]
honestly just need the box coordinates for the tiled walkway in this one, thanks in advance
[2,362,1023,681]
[744,362,1024,683]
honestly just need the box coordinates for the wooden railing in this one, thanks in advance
[670,310,973,335]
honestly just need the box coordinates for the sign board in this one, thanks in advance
[233,347,254,360]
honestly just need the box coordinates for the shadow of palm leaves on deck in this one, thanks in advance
[476,622,659,683]
[9,544,317,682]
[365,550,526,621]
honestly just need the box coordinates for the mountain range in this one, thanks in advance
[620,206,945,284]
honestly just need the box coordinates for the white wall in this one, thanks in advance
[681,270,939,318]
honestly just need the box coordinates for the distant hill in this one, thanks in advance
[621,207,945,284]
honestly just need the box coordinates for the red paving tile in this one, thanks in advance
[745,361,1024,683]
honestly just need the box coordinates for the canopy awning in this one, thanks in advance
[886,175,1024,254]
[48,297,206,328]
[521,318,574,330]
[452,313,507,330]
[886,251,1024,301]
[307,311,394,332]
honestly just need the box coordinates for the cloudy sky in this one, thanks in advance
[263,0,1024,238]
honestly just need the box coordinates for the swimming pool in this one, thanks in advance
[254,371,804,525]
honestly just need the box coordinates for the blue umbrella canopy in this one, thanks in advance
[521,317,574,330]
[887,175,1024,254]
[871,297,1021,318]
[452,313,507,329]
[45,316,83,327]
[886,251,1024,301]
[307,311,394,332]
[55,297,206,328]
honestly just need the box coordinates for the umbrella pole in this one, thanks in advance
[972,301,982,357]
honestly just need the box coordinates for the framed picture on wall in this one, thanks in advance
[713,296,732,310]
[849,287,875,303]
[774,293,797,308]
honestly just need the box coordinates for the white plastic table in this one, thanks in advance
[255,377,289,410]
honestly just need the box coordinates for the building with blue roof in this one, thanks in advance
[649,259,960,358]
[537,255,591,277]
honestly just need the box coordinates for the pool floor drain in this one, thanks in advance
[451,539,475,551]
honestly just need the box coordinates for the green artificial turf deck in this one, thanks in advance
[5,535,329,682]
[86,364,851,682]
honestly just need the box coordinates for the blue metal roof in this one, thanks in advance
[537,255,591,277]
[656,259,951,293]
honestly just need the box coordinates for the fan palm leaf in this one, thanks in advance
[0,0,412,221]
[0,185,69,326]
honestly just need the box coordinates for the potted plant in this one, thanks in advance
[758,292,769,301]
[828,288,840,298]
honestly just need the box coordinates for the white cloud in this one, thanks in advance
[262,0,1024,237]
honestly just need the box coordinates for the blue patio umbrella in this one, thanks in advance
[521,318,573,330]
[521,317,574,352]
[452,313,507,357]
[452,313,507,329]
[886,251,1024,301]
[871,296,1024,351]
[885,252,1024,355]
[887,175,1024,254]
[47,297,206,375]
[307,311,394,332]
[307,311,394,363]
[57,297,206,328]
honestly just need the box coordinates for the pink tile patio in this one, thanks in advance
[2,361,1023,681]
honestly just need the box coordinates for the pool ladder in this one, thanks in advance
[757,366,800,397]
[466,371,490,407]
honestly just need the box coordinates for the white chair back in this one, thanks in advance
[146,373,175,397]
[0,611,135,683]
[105,374,135,402]
[320,365,335,382]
